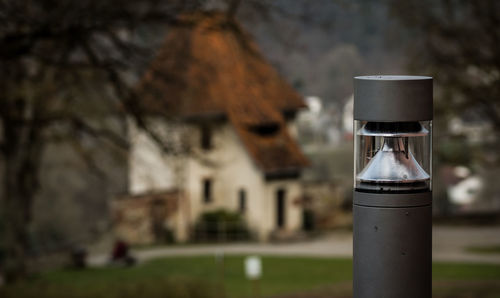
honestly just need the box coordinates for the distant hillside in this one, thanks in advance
[237,0,410,107]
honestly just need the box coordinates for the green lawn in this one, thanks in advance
[1,256,500,298]
[466,245,500,255]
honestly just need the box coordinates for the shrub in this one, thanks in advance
[193,209,250,242]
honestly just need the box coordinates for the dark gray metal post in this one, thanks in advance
[353,76,433,298]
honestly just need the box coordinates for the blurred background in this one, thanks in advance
[0,0,499,297]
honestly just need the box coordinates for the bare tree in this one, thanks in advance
[0,0,221,281]
[388,0,500,133]
[0,0,343,281]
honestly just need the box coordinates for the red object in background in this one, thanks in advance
[112,240,129,261]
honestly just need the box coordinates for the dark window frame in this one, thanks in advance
[200,125,212,150]
[202,178,213,203]
[238,188,246,213]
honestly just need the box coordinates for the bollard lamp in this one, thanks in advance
[353,76,433,298]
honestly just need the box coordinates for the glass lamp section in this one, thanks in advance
[354,121,432,192]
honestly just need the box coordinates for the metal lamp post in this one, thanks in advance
[353,76,433,298]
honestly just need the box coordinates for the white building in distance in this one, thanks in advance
[112,12,309,244]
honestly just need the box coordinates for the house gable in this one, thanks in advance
[137,12,309,175]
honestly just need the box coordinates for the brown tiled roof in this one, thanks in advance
[232,119,309,174]
[138,12,308,173]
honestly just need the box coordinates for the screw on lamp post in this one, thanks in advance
[353,76,433,298]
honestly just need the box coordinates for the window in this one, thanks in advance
[202,178,212,203]
[238,189,246,213]
[200,125,212,150]
[249,123,280,136]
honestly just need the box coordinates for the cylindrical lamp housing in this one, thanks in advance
[353,76,432,298]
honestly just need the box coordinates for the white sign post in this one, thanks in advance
[245,256,262,279]
[245,256,262,298]
[215,250,225,298]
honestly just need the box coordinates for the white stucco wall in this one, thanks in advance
[184,123,266,225]
[128,118,178,194]
[270,182,302,229]
[185,123,304,241]
[128,118,304,242]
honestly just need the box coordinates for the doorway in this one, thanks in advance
[276,188,286,229]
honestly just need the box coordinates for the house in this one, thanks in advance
[113,12,309,243]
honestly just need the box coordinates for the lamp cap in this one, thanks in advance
[354,75,433,121]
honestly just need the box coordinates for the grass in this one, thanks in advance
[1,256,500,298]
[433,261,500,280]
[466,245,500,255]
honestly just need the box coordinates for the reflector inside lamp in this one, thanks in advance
[356,122,430,191]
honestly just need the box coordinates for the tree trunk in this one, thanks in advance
[1,119,42,282]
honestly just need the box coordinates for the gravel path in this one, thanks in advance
[88,226,500,266]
